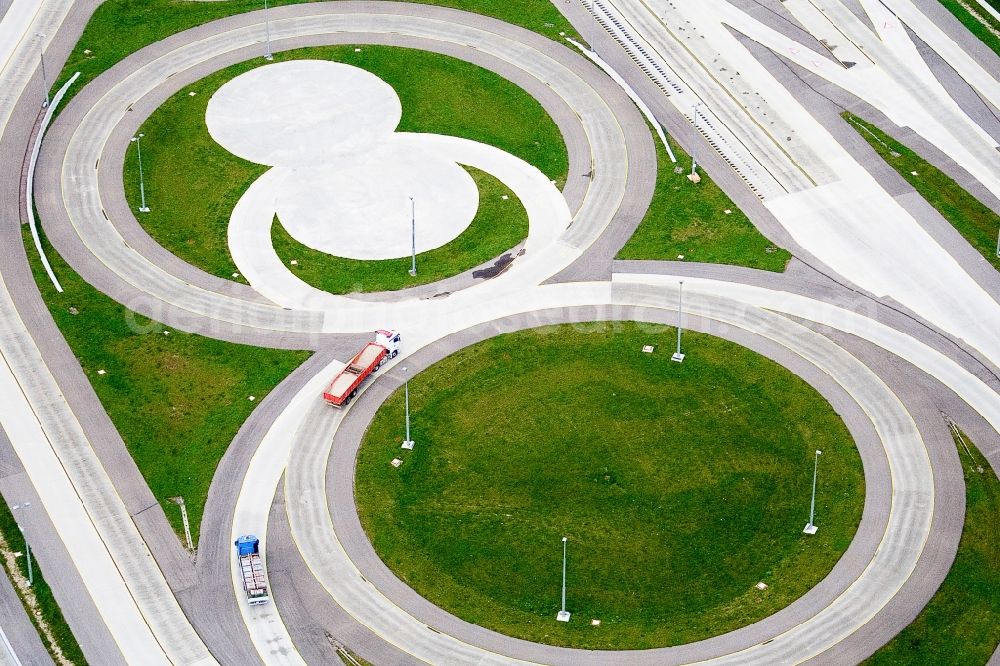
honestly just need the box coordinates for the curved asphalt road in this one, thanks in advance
[3,1,997,665]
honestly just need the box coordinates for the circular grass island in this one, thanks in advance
[123,45,567,294]
[355,323,865,650]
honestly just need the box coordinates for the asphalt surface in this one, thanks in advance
[0,0,997,665]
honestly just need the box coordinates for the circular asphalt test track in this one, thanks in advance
[25,2,986,665]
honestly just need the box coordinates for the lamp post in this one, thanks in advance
[408,196,417,277]
[690,102,703,176]
[17,524,33,586]
[263,0,273,61]
[671,280,685,362]
[130,133,150,213]
[803,449,822,534]
[402,366,414,449]
[34,33,50,108]
[556,536,570,622]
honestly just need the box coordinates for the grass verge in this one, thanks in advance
[54,0,580,113]
[271,166,528,294]
[356,323,863,649]
[865,427,999,665]
[616,133,791,271]
[0,499,87,664]
[21,226,309,543]
[937,0,1000,57]
[845,112,1000,273]
[123,44,565,288]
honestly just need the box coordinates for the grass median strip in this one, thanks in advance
[356,323,863,649]
[865,426,999,665]
[844,113,1000,273]
[937,0,1000,57]
[617,133,791,271]
[21,226,309,544]
[0,498,87,665]
[123,45,565,290]
[271,166,528,294]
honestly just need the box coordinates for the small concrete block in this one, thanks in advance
[401,440,415,450]
[97,369,106,375]
[910,171,918,176]
[556,611,571,622]
[755,581,768,590]
[687,173,702,184]
[232,272,240,278]
[671,352,685,363]
[677,254,684,260]
[501,195,509,200]
[354,48,362,52]
[642,345,654,353]
[724,209,732,214]
[248,396,255,401]
[391,458,403,468]
[591,619,601,626]
[290,259,298,265]
[803,523,818,535]
[188,91,197,97]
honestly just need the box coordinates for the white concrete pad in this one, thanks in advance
[274,143,479,259]
[206,60,402,167]
[228,133,570,312]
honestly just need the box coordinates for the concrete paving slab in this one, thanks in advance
[273,144,478,260]
[206,60,402,168]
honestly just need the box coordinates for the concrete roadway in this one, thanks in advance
[2,1,998,665]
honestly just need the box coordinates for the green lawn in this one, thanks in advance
[938,0,1000,57]
[845,113,1000,273]
[617,133,791,271]
[123,45,565,289]
[53,0,580,114]
[865,428,999,665]
[22,227,309,543]
[0,499,87,664]
[356,323,863,649]
[272,167,528,294]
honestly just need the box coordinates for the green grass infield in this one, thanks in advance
[123,45,566,292]
[356,322,864,649]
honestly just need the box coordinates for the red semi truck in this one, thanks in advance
[323,329,401,407]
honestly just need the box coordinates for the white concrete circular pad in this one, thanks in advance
[274,147,479,260]
[206,60,402,167]
[209,59,487,262]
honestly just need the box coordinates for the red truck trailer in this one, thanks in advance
[323,330,401,407]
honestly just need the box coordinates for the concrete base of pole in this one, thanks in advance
[556,611,571,622]
[138,207,150,213]
[803,523,818,535]
[671,352,685,363]
[401,441,414,450]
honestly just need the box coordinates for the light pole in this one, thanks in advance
[556,536,570,621]
[803,449,822,534]
[671,280,685,362]
[690,102,703,176]
[408,196,417,277]
[263,0,273,61]
[402,366,414,449]
[131,133,150,213]
[35,33,50,108]
[17,524,32,586]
